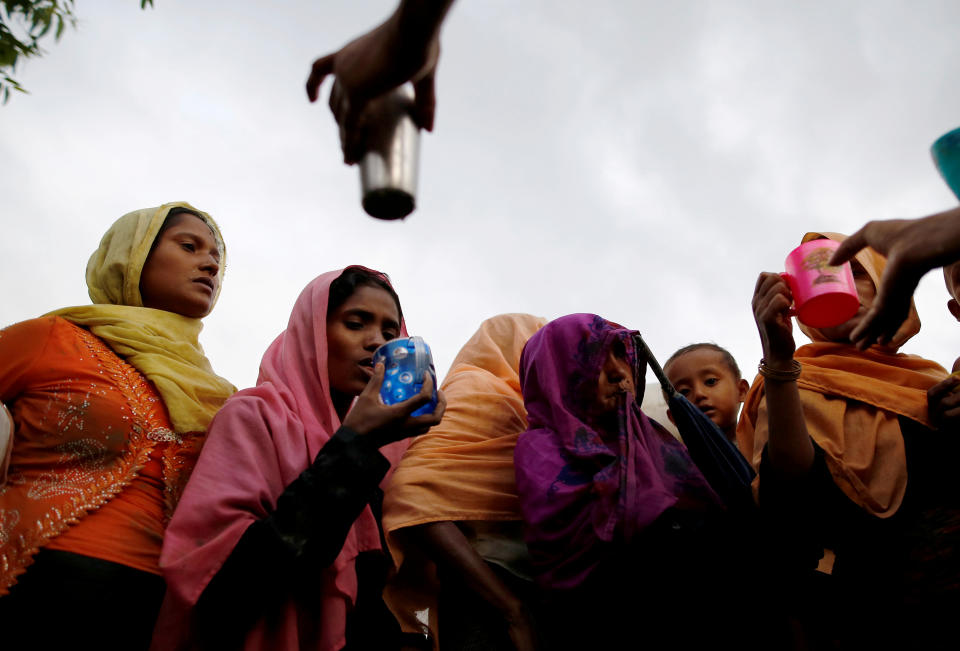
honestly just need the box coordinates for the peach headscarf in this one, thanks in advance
[381,313,547,644]
[738,232,947,517]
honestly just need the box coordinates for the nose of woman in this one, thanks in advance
[199,253,219,276]
[364,328,388,352]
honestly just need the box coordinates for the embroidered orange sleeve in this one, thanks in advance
[0,317,190,592]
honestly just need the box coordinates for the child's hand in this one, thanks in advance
[752,272,797,364]
[342,363,446,447]
[928,372,960,430]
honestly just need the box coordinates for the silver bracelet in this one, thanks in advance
[758,359,802,382]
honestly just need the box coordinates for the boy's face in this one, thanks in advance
[665,348,749,438]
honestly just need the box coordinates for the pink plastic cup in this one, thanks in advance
[781,239,859,328]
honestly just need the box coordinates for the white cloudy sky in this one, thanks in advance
[2,0,959,395]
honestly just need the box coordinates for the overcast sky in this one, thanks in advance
[2,0,959,397]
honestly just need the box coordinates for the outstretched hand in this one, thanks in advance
[342,363,446,447]
[829,207,960,349]
[306,6,442,164]
[927,372,960,431]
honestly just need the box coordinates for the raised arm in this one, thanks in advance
[830,206,960,349]
[306,0,455,163]
[751,272,815,478]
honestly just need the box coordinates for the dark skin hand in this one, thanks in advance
[752,272,815,478]
[306,0,453,164]
[927,369,960,431]
[829,207,960,349]
[342,363,447,448]
[408,522,538,651]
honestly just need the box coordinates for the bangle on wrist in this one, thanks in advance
[758,359,802,382]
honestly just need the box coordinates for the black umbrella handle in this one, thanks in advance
[632,334,677,399]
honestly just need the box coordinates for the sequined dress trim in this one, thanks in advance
[0,323,200,592]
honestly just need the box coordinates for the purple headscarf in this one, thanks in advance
[514,314,720,590]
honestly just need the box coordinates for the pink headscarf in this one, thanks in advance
[155,267,410,650]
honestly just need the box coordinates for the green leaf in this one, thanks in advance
[0,0,129,103]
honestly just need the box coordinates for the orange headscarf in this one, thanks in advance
[381,313,547,644]
[738,233,947,517]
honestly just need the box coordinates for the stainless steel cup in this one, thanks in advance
[359,84,421,220]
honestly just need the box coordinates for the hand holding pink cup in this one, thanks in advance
[781,239,859,328]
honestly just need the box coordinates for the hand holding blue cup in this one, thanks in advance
[373,336,438,416]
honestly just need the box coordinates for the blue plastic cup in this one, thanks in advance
[373,336,438,416]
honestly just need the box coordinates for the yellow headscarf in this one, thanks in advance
[49,202,236,433]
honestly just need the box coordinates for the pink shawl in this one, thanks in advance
[155,267,410,650]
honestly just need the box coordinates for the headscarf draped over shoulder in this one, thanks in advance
[384,313,549,535]
[382,313,547,643]
[158,267,411,651]
[49,202,234,433]
[738,232,947,517]
[514,314,719,590]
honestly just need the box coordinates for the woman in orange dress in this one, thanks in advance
[0,203,235,650]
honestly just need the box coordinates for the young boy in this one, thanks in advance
[663,343,749,442]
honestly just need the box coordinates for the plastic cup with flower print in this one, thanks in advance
[932,127,960,202]
[781,239,859,329]
[373,336,438,416]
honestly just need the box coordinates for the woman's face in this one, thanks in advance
[818,261,877,343]
[326,284,401,399]
[594,346,635,414]
[139,213,221,318]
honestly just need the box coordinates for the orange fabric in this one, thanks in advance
[0,317,204,593]
[737,233,945,517]
[381,313,546,642]
[739,343,946,517]
[383,313,548,535]
[46,449,166,575]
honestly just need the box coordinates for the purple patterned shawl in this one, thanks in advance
[514,314,720,590]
